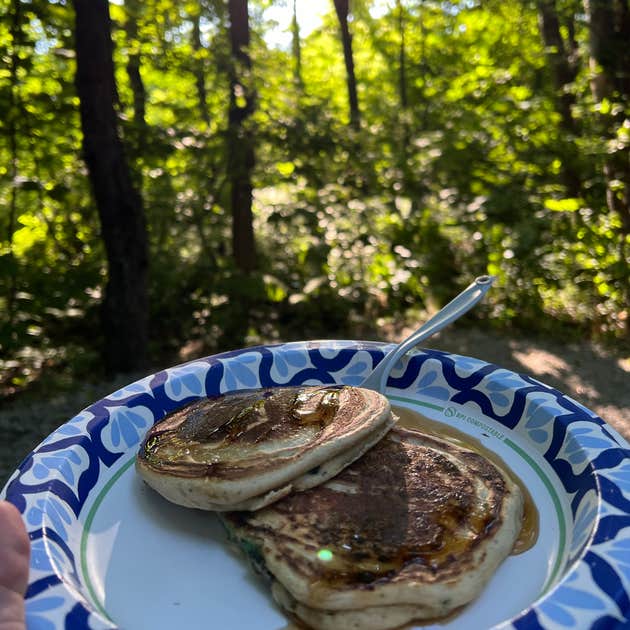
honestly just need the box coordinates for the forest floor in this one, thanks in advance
[1,326,629,486]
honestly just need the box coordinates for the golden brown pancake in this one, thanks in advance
[220,424,524,629]
[136,385,395,511]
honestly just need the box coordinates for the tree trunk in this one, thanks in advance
[332,0,360,129]
[291,0,303,89]
[73,0,150,373]
[537,0,577,134]
[124,0,146,139]
[5,0,22,331]
[227,0,257,273]
[536,0,582,198]
[585,0,630,98]
[584,0,630,233]
[191,5,211,126]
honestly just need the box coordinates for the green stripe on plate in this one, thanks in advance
[504,438,567,592]
[388,395,445,412]
[80,456,136,621]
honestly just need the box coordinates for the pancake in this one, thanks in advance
[136,385,395,511]
[220,424,524,629]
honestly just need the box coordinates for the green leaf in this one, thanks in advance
[598,98,611,115]
[275,161,295,177]
[544,198,581,212]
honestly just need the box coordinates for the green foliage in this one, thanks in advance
[1,0,628,395]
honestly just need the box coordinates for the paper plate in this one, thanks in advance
[3,341,630,629]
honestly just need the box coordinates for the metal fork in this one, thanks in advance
[360,275,496,393]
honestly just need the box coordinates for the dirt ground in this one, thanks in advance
[1,327,629,486]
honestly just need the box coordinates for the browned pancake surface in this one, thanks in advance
[222,424,519,604]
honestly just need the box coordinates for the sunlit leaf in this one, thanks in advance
[544,198,581,212]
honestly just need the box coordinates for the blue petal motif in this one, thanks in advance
[453,357,486,372]
[578,437,612,449]
[606,542,630,583]
[239,352,259,364]
[29,448,84,486]
[563,434,587,465]
[167,367,205,398]
[609,537,630,551]
[540,570,606,628]
[126,382,148,393]
[571,498,598,557]
[486,380,508,391]
[416,370,450,400]
[45,498,72,541]
[170,378,182,397]
[489,392,510,407]
[568,428,611,451]
[45,450,81,485]
[28,595,65,612]
[109,409,148,449]
[606,554,630,583]
[606,463,630,493]
[418,371,438,388]
[523,398,556,443]
[343,374,367,386]
[483,373,525,391]
[180,373,204,396]
[285,351,308,368]
[540,601,576,626]
[25,615,56,630]
[108,380,149,400]
[275,354,289,377]
[347,361,368,375]
[526,412,552,429]
[30,539,55,572]
[562,425,611,467]
[32,464,49,480]
[26,596,66,630]
[418,386,450,400]
[26,500,45,529]
[26,613,55,630]
[526,397,561,420]
[30,539,70,575]
[227,362,258,388]
[58,460,74,485]
[111,419,121,447]
[120,416,138,447]
[554,586,607,609]
[568,449,588,465]
[55,424,82,437]
[224,369,237,391]
[529,429,549,444]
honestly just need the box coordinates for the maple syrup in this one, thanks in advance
[393,405,539,555]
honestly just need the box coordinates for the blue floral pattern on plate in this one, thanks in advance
[2,340,629,629]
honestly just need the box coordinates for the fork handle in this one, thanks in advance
[361,275,496,393]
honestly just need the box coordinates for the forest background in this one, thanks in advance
[1,0,629,478]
